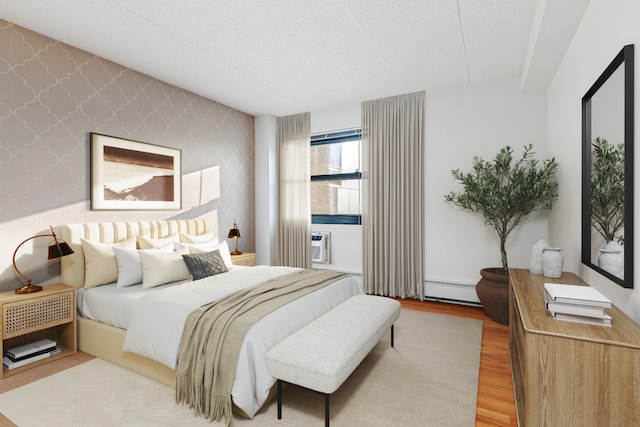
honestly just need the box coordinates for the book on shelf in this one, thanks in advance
[6,338,56,361]
[3,351,49,370]
[551,311,612,327]
[544,291,608,318]
[3,346,61,370]
[544,283,612,308]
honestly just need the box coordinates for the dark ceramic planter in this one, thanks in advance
[476,268,510,325]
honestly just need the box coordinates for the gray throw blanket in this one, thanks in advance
[175,269,346,425]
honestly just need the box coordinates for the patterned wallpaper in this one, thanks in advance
[0,20,255,288]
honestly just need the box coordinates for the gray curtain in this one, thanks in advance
[275,112,311,268]
[362,91,425,299]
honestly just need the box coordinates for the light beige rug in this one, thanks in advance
[0,309,482,427]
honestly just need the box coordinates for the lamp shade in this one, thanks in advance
[48,241,74,259]
[228,221,241,239]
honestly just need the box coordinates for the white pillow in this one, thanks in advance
[113,243,174,288]
[179,232,217,244]
[174,237,220,256]
[81,237,137,288]
[138,251,191,289]
[189,240,233,269]
[137,233,179,250]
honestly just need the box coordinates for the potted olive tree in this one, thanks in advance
[591,137,625,276]
[591,137,624,243]
[444,145,559,324]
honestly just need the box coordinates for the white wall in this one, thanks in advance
[255,115,278,266]
[427,78,547,301]
[311,224,362,274]
[310,103,361,134]
[547,0,640,322]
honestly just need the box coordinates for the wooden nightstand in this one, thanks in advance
[231,252,256,266]
[1,284,76,378]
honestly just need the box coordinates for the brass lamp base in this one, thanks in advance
[231,237,242,256]
[15,284,43,294]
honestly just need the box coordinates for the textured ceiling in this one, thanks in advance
[0,0,590,116]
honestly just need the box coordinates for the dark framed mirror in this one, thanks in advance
[582,44,634,288]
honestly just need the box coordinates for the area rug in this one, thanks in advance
[0,309,482,426]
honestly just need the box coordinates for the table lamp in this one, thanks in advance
[12,226,74,294]
[227,221,242,255]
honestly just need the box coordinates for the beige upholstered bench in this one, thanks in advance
[266,294,401,426]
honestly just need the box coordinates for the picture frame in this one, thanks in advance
[90,133,182,210]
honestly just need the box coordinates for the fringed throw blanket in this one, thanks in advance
[175,269,346,425]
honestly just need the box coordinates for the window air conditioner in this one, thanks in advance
[311,232,330,264]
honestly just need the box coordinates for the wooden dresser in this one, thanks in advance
[509,269,640,426]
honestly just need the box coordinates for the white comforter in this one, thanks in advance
[122,266,364,417]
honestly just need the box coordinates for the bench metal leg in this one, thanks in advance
[391,324,395,347]
[324,393,330,427]
[277,379,282,419]
[276,381,330,425]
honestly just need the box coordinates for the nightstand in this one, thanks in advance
[231,252,256,266]
[1,283,76,378]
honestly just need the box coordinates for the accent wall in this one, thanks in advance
[0,20,255,291]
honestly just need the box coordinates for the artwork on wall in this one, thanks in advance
[90,133,182,210]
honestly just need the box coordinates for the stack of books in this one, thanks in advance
[544,283,613,327]
[2,338,61,370]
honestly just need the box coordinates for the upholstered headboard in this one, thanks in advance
[59,212,218,289]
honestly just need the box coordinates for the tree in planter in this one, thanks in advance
[591,137,625,245]
[444,144,559,272]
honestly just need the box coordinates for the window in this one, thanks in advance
[310,129,362,225]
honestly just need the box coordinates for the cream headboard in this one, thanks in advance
[59,212,218,289]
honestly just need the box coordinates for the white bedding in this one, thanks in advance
[77,278,190,329]
[77,265,364,418]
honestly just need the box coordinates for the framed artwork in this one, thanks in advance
[90,133,182,210]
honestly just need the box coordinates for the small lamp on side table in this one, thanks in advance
[12,226,74,294]
[227,221,242,255]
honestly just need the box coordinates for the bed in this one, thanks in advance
[59,213,364,419]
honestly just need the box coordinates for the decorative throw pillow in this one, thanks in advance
[182,250,228,280]
[81,236,137,288]
[179,232,217,244]
[136,233,179,250]
[138,250,191,289]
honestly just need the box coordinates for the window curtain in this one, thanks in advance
[362,91,425,299]
[275,112,311,268]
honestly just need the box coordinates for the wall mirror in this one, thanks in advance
[582,44,634,288]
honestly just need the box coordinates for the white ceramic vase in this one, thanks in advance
[529,239,550,274]
[542,247,563,278]
[598,241,624,279]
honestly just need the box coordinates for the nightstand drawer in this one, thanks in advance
[3,292,74,339]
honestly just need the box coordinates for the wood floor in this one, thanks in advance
[0,300,517,426]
